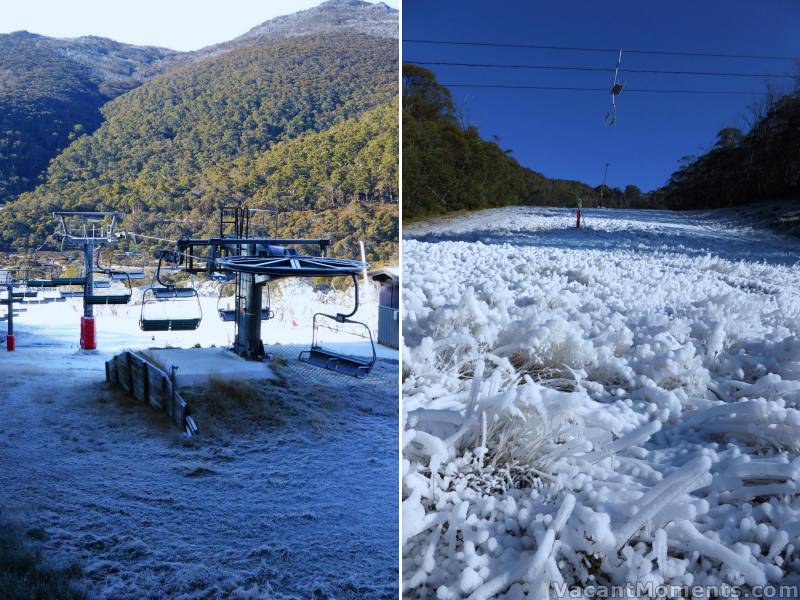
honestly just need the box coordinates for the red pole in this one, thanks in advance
[5,283,13,352]
[80,316,96,350]
[80,241,96,350]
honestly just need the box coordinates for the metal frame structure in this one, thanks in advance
[52,211,126,349]
[12,206,376,376]
[165,206,336,360]
[158,206,377,374]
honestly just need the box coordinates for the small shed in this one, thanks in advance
[370,267,399,349]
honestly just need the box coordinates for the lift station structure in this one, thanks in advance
[6,207,376,378]
[167,206,375,377]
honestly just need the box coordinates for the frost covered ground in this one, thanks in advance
[0,280,398,598]
[403,206,800,599]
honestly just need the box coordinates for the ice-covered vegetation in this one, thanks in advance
[402,206,800,598]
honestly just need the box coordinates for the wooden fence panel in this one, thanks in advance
[130,355,147,402]
[117,354,132,393]
[104,351,195,436]
[147,366,167,410]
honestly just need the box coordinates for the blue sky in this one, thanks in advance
[403,1,800,191]
[1,0,397,51]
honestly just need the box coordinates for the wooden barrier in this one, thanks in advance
[105,351,197,436]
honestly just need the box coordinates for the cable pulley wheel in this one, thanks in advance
[214,255,367,278]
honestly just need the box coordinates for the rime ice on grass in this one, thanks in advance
[402,206,800,598]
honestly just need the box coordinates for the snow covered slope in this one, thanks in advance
[0,280,398,598]
[403,206,800,598]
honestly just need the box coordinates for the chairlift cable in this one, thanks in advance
[441,83,772,95]
[409,60,799,79]
[403,38,800,61]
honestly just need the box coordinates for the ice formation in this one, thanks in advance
[403,207,800,598]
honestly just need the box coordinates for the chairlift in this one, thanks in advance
[217,281,236,322]
[30,260,86,287]
[216,280,274,322]
[24,261,56,288]
[139,252,202,331]
[84,272,132,305]
[96,246,145,282]
[298,273,376,379]
[604,49,625,127]
[111,247,146,280]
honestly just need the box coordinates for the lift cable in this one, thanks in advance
[408,60,799,80]
[441,83,772,95]
[403,39,800,62]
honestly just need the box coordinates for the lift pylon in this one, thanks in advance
[52,211,125,350]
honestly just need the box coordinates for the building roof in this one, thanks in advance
[369,266,399,283]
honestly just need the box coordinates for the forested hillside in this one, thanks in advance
[0,31,398,262]
[0,32,174,204]
[658,86,800,210]
[402,64,594,220]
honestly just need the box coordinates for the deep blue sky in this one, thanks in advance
[403,1,800,192]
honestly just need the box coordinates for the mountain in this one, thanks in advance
[403,64,594,220]
[188,0,397,62]
[0,25,398,262]
[0,31,176,204]
[0,0,397,208]
[0,1,399,263]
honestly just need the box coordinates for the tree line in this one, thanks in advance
[0,33,399,264]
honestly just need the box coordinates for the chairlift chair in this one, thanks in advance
[298,273,376,379]
[96,247,145,282]
[139,252,202,331]
[110,249,146,280]
[216,280,274,322]
[604,49,625,128]
[84,272,132,305]
[41,258,87,286]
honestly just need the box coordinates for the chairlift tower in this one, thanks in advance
[173,206,332,360]
[53,211,123,350]
[167,206,374,375]
[1,268,24,351]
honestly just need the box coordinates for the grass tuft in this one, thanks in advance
[0,520,85,600]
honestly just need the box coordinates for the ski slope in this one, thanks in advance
[403,206,800,598]
[0,281,398,598]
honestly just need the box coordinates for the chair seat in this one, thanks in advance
[218,309,272,321]
[111,272,145,281]
[298,347,374,379]
[26,279,57,288]
[140,318,201,332]
[152,288,196,299]
[85,294,131,305]
[218,309,236,322]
